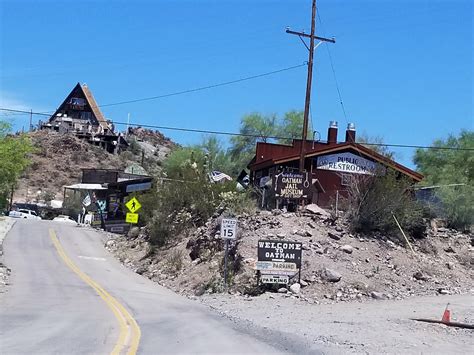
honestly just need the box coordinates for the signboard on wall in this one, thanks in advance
[274,172,310,199]
[316,152,378,175]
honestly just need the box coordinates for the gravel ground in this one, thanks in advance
[0,217,16,294]
[198,292,474,354]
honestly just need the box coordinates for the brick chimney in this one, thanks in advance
[327,121,338,144]
[345,123,356,143]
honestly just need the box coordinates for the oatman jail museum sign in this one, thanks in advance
[274,172,310,200]
[316,152,379,175]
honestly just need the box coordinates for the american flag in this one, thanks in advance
[209,171,232,182]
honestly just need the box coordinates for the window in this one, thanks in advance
[341,173,352,186]
[81,112,92,120]
[69,97,86,107]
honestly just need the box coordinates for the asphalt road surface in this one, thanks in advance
[0,220,297,355]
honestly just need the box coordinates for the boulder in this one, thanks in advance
[290,283,301,294]
[305,204,330,217]
[128,227,140,238]
[295,229,312,237]
[340,245,354,254]
[444,246,456,253]
[370,291,388,300]
[413,271,429,281]
[321,267,342,282]
[278,287,288,293]
[328,231,342,241]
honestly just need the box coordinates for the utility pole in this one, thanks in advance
[126,113,130,137]
[29,109,33,132]
[286,0,335,171]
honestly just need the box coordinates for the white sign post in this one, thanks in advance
[221,218,237,289]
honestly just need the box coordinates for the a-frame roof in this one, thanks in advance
[48,83,110,130]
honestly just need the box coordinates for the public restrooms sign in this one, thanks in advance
[316,152,378,175]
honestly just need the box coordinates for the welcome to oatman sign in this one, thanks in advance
[274,172,310,200]
[316,152,379,175]
[257,240,302,268]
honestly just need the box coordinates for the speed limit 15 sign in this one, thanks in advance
[221,218,237,239]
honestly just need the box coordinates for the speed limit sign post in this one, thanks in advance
[221,218,237,239]
[221,218,237,289]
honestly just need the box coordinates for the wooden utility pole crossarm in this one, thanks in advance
[286,0,335,172]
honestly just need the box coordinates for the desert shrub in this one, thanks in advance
[39,190,56,205]
[346,170,426,240]
[141,147,250,246]
[128,138,142,156]
[436,185,473,231]
[218,190,257,215]
[164,249,184,275]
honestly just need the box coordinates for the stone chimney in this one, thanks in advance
[327,121,338,144]
[345,123,356,143]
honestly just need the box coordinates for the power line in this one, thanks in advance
[1,113,472,152]
[2,63,307,116]
[317,9,348,123]
[109,120,474,152]
[100,63,307,108]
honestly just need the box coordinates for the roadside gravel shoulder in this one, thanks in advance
[198,292,474,354]
[0,217,16,294]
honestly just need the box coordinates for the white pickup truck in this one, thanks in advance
[9,209,42,220]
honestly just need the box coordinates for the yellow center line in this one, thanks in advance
[49,229,141,355]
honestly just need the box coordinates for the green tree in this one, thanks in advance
[413,130,473,229]
[197,135,234,174]
[0,121,34,210]
[277,110,307,144]
[230,113,278,163]
[357,133,395,159]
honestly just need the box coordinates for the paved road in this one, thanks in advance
[0,220,289,354]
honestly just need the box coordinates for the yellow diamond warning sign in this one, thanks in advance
[126,213,139,224]
[125,197,142,213]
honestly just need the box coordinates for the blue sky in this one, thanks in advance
[0,0,472,168]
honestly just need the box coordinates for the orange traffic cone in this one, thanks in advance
[441,303,451,323]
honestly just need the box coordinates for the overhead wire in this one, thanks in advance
[99,63,307,108]
[316,8,348,123]
[2,107,470,152]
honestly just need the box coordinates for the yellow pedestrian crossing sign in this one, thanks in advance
[125,197,142,213]
[126,213,139,224]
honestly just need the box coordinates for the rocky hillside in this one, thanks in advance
[105,207,474,304]
[15,129,174,203]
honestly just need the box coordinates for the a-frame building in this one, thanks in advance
[42,83,127,153]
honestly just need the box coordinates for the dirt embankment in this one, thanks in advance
[15,129,174,203]
[104,208,473,353]
[105,208,473,303]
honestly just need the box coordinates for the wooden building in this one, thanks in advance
[41,83,128,153]
[64,168,152,233]
[248,122,423,207]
